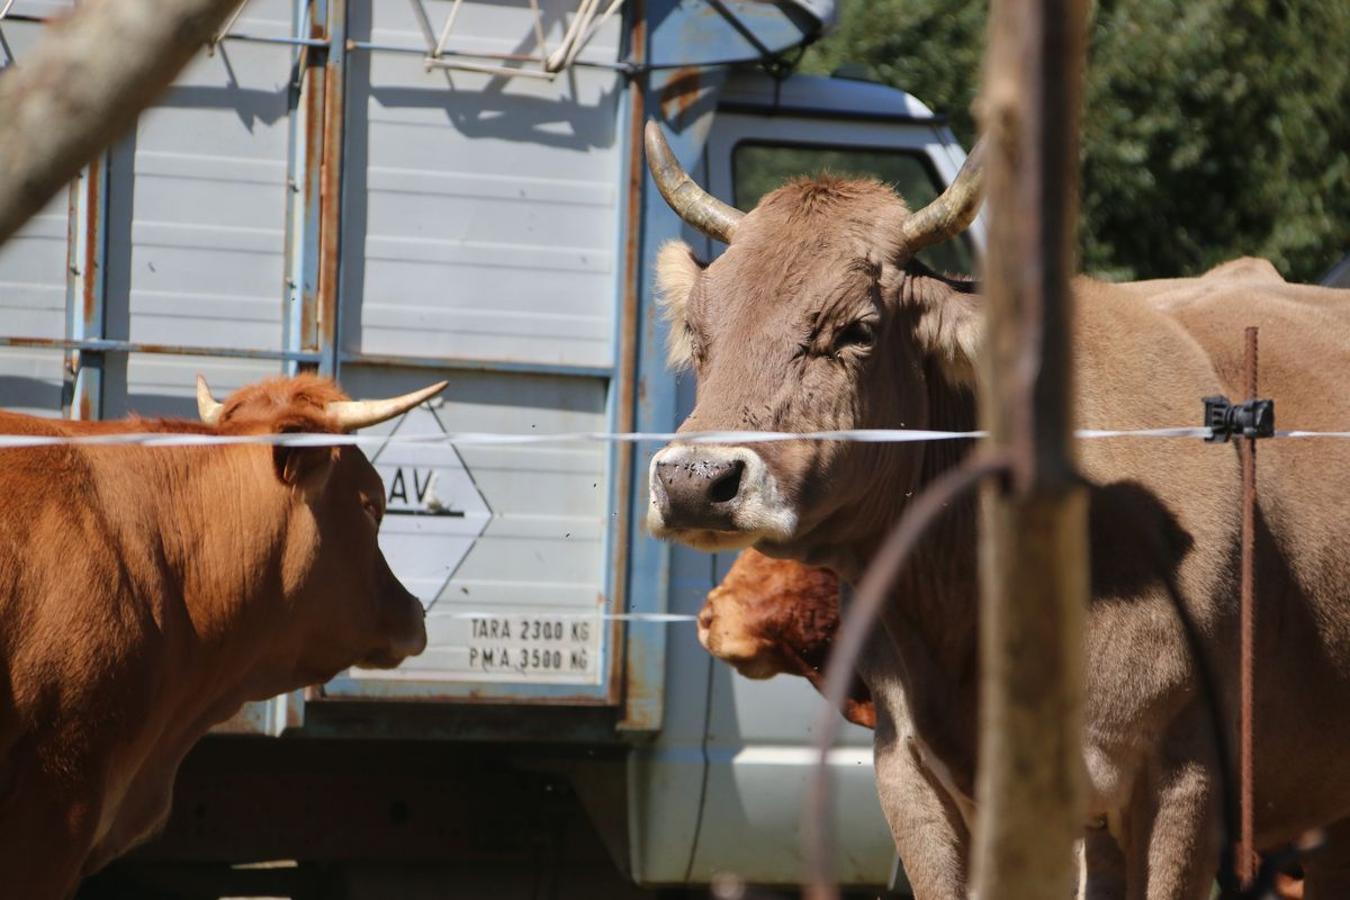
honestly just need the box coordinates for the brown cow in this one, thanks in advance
[0,374,441,898]
[642,121,1350,898]
[699,549,875,728]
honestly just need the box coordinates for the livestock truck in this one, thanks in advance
[0,1,982,896]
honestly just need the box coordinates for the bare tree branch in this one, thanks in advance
[0,0,245,245]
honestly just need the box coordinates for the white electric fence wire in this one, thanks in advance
[444,610,699,622]
[6,424,1345,625]
[8,425,1350,450]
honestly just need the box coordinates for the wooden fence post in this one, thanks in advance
[0,0,248,245]
[970,0,1091,896]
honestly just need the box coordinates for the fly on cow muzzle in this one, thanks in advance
[646,444,797,549]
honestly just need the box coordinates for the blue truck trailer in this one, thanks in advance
[0,1,981,894]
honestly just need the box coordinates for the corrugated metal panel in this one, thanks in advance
[121,354,280,419]
[0,347,64,416]
[116,5,295,356]
[95,1,299,417]
[1,1,632,708]
[0,13,71,416]
[340,1,624,370]
[321,365,611,695]
[0,191,65,340]
[318,1,631,704]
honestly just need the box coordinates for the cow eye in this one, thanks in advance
[833,321,876,354]
[362,497,383,526]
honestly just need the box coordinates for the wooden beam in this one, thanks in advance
[0,0,246,245]
[970,0,1091,896]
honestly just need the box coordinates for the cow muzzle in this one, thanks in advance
[357,568,429,670]
[646,445,796,551]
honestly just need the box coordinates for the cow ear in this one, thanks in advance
[913,291,983,387]
[270,423,337,495]
[655,240,703,370]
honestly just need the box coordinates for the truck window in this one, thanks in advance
[733,142,975,276]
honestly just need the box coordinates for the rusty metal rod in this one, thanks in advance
[803,451,1011,900]
[0,10,328,47]
[1238,325,1259,885]
[0,335,321,363]
[344,38,632,73]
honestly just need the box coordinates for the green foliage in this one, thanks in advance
[800,0,1350,282]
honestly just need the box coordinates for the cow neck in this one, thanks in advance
[869,274,983,795]
[890,349,980,674]
[95,433,295,715]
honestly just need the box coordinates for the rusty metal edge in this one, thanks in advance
[281,0,328,377]
[62,153,109,420]
[0,336,321,363]
[315,0,347,378]
[613,0,650,726]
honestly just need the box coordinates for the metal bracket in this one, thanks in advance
[206,0,249,56]
[1204,395,1275,443]
[0,0,17,68]
[409,0,625,80]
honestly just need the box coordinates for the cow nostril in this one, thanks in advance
[709,461,744,504]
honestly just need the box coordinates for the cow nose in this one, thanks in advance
[697,603,715,631]
[651,451,746,530]
[647,444,797,545]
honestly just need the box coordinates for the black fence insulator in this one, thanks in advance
[1204,395,1275,443]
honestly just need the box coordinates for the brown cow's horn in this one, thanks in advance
[196,375,224,425]
[898,138,987,252]
[645,120,744,244]
[325,381,448,431]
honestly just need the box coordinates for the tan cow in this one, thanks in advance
[0,374,441,898]
[700,551,1308,898]
[642,120,1350,898]
[699,549,875,728]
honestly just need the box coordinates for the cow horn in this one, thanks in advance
[645,120,744,244]
[898,138,987,252]
[196,375,224,425]
[325,381,449,431]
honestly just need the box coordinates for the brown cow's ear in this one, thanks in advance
[273,445,337,493]
[655,240,703,370]
[270,422,337,495]
[914,291,983,387]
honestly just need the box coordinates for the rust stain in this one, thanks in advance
[81,158,101,323]
[295,0,328,354]
[611,2,648,718]
[315,48,345,356]
[659,66,702,130]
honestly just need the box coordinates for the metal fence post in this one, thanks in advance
[1237,325,1259,885]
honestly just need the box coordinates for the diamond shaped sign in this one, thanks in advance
[367,405,492,609]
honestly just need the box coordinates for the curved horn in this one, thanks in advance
[645,120,745,244]
[196,374,224,425]
[325,381,448,432]
[898,138,987,252]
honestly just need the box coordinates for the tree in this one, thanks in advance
[801,0,1350,283]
